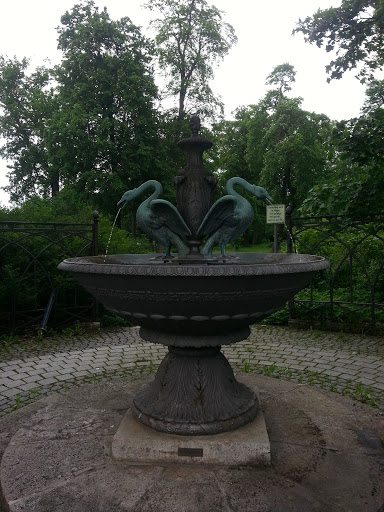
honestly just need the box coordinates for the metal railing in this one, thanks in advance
[0,212,99,332]
[285,213,384,329]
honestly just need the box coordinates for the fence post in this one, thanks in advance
[92,211,99,256]
[285,206,293,254]
[285,206,294,322]
[91,211,99,322]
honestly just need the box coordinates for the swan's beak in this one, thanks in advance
[253,186,273,203]
[117,198,127,209]
[117,193,130,209]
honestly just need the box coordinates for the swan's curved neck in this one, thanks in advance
[226,177,251,197]
[135,180,162,203]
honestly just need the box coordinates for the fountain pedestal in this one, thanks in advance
[131,345,258,435]
[112,378,270,466]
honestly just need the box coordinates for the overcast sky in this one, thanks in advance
[0,0,366,206]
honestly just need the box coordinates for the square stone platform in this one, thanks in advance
[112,388,270,467]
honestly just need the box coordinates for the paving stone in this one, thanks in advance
[5,379,26,388]
[71,371,92,378]
[32,363,53,371]
[356,377,376,386]
[101,364,123,371]
[341,365,362,374]
[38,377,59,386]
[338,373,358,381]
[313,363,335,371]
[1,325,384,415]
[1,388,20,398]
[23,375,44,384]
[280,357,301,365]
[283,364,303,371]
[47,363,66,372]
[8,373,29,381]
[357,367,381,376]
[17,382,41,392]
[1,371,17,379]
[322,369,342,377]
[55,374,74,382]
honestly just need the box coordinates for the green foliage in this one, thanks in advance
[265,63,296,95]
[99,314,128,328]
[212,65,331,212]
[0,192,153,332]
[0,1,164,217]
[0,56,57,200]
[263,306,289,326]
[259,98,330,209]
[301,81,384,218]
[145,0,237,122]
[51,1,163,217]
[294,0,384,83]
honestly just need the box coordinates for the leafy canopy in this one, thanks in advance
[145,0,237,121]
[301,79,384,217]
[294,0,384,82]
[0,1,165,216]
[0,57,57,200]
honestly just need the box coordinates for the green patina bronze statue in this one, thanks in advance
[117,180,191,258]
[118,176,271,260]
[197,177,272,258]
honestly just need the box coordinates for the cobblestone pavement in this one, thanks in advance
[1,324,383,415]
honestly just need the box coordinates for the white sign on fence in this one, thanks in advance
[266,204,286,224]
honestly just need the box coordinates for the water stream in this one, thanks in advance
[284,222,298,254]
[103,208,122,263]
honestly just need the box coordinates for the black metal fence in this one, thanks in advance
[286,213,384,330]
[0,213,99,333]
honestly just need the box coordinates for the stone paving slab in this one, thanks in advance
[0,325,383,415]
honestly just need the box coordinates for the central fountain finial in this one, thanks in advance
[189,114,201,136]
[175,116,217,257]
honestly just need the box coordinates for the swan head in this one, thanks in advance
[252,185,273,203]
[117,189,136,209]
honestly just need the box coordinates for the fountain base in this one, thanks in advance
[131,346,258,435]
[113,385,270,466]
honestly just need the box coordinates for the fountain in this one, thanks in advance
[3,117,383,512]
[58,116,329,438]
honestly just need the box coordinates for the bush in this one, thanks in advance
[0,190,154,333]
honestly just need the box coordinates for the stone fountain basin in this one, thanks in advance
[58,253,329,346]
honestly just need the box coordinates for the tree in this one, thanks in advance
[301,79,384,217]
[0,57,57,201]
[260,99,330,209]
[145,0,237,123]
[293,0,384,82]
[265,63,296,96]
[212,107,255,184]
[245,65,330,210]
[211,65,331,212]
[0,1,167,214]
[51,0,164,216]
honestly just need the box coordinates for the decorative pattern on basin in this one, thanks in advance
[58,252,329,342]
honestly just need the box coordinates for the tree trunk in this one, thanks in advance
[50,174,60,198]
